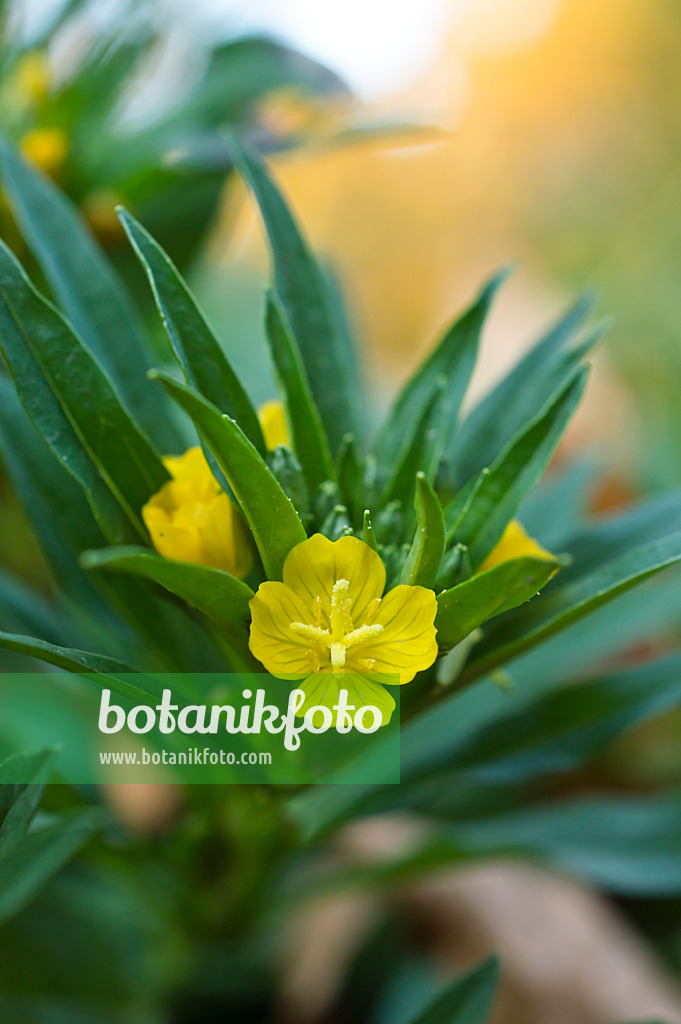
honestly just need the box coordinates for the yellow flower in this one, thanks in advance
[249,534,438,724]
[480,519,555,572]
[13,51,51,106]
[142,447,251,578]
[20,127,67,177]
[259,399,289,449]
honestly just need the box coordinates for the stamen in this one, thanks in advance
[364,597,382,624]
[289,622,330,643]
[344,623,384,647]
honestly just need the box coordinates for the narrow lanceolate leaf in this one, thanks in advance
[231,139,362,451]
[0,139,178,450]
[375,268,509,467]
[362,511,378,551]
[265,294,334,490]
[449,293,602,484]
[408,955,499,1024]
[462,530,681,684]
[382,379,450,508]
[0,808,102,924]
[118,207,266,456]
[0,749,54,855]
[453,371,587,568]
[81,547,254,651]
[152,373,307,580]
[436,556,559,651]
[400,473,446,588]
[0,242,169,541]
[0,631,160,704]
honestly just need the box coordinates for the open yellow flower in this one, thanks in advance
[480,519,555,573]
[249,534,438,724]
[142,447,251,578]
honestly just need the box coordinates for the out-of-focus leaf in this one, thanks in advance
[436,556,559,650]
[0,567,68,646]
[119,207,266,456]
[450,294,601,483]
[0,242,168,542]
[81,546,255,663]
[451,793,681,894]
[0,808,102,924]
[153,372,307,580]
[463,529,681,684]
[406,955,499,1024]
[265,294,334,491]
[453,372,587,567]
[0,140,178,451]
[428,654,681,783]
[376,269,508,468]
[400,473,446,588]
[231,139,363,451]
[518,457,599,548]
[0,749,54,855]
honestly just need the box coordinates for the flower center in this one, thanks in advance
[289,578,383,676]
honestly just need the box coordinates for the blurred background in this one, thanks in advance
[2,0,681,1021]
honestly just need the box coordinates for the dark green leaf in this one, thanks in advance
[449,294,602,483]
[464,529,681,684]
[231,138,362,451]
[264,294,334,489]
[118,207,266,455]
[400,473,446,588]
[453,371,586,567]
[0,242,169,542]
[0,139,178,450]
[0,808,102,923]
[152,372,307,580]
[452,793,681,894]
[407,955,499,1024]
[0,749,54,855]
[81,546,255,659]
[375,268,509,467]
[436,556,559,650]
[383,379,450,508]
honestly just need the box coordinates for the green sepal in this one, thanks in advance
[400,472,446,588]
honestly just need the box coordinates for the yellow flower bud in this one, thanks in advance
[20,127,68,178]
[480,519,555,572]
[259,399,290,449]
[142,447,252,579]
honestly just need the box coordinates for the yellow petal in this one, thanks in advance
[259,400,290,449]
[296,673,396,727]
[282,533,386,627]
[142,504,204,565]
[20,127,67,177]
[480,519,555,572]
[249,582,318,677]
[348,585,438,684]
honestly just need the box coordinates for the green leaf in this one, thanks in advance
[0,749,54,856]
[382,379,451,508]
[453,371,586,567]
[439,653,681,783]
[0,807,102,924]
[464,529,681,684]
[449,293,602,483]
[118,207,266,456]
[230,138,363,451]
[80,546,255,657]
[375,268,508,468]
[152,372,307,580]
[0,242,169,542]
[436,556,559,651]
[407,955,499,1024]
[264,294,334,490]
[451,793,681,894]
[400,473,446,588]
[0,139,178,451]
